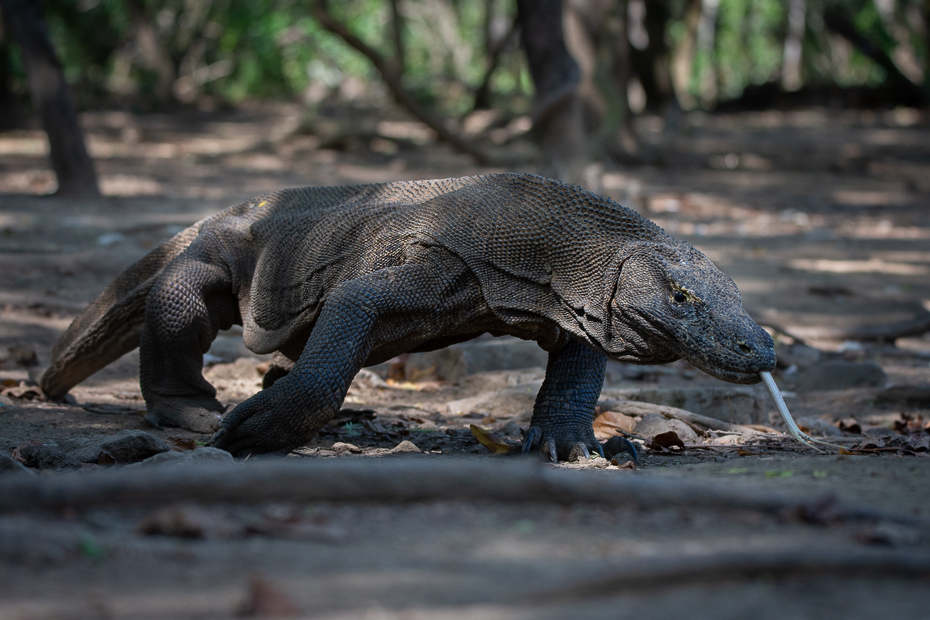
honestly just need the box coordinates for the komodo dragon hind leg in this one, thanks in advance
[139,253,239,433]
[522,339,610,463]
[211,260,481,457]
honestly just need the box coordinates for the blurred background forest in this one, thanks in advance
[0,0,928,196]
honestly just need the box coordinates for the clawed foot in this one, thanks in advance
[522,425,606,464]
[208,386,321,457]
[144,396,225,433]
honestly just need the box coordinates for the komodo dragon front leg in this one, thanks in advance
[522,339,609,463]
[211,259,483,456]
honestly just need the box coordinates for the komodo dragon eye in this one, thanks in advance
[672,291,687,303]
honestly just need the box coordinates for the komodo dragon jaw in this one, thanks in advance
[608,243,775,385]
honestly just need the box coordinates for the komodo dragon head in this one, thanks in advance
[604,240,775,384]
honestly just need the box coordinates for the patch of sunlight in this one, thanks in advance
[788,258,929,276]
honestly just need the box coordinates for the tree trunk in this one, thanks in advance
[629,0,675,112]
[695,0,719,106]
[781,0,806,91]
[388,0,405,76]
[670,0,702,110]
[823,6,926,107]
[517,0,588,185]
[127,0,176,105]
[0,0,100,197]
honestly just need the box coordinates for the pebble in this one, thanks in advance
[391,440,422,454]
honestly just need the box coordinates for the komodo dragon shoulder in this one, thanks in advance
[40,173,775,460]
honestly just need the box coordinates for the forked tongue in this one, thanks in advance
[760,371,839,451]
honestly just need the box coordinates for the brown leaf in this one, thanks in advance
[836,418,861,434]
[469,424,511,455]
[737,448,756,456]
[592,409,637,440]
[1,382,42,400]
[648,431,685,453]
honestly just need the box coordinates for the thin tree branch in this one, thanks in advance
[311,0,488,163]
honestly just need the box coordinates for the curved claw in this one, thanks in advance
[595,443,605,459]
[546,438,558,464]
[522,427,541,455]
[207,428,227,448]
[602,435,639,464]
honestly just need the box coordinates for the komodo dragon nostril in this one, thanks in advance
[738,343,752,355]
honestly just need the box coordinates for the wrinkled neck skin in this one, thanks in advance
[602,240,775,385]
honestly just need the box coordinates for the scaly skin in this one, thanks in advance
[40,173,775,460]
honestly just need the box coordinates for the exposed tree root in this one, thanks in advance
[535,548,930,603]
[0,459,924,528]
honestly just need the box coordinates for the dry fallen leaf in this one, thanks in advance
[836,418,862,434]
[470,424,511,455]
[592,409,638,440]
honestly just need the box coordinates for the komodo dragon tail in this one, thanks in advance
[39,226,201,400]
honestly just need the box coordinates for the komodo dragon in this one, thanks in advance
[40,173,775,459]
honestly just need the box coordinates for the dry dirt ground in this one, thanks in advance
[1,104,929,618]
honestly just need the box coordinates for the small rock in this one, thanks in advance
[64,430,170,464]
[126,446,235,469]
[633,413,700,444]
[331,442,361,454]
[103,430,170,462]
[795,361,886,393]
[18,445,81,471]
[391,440,421,453]
[0,454,35,476]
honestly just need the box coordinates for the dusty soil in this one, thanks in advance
[1,104,929,618]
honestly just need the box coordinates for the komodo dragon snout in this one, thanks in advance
[609,242,775,385]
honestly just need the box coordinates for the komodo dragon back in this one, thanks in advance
[40,225,202,399]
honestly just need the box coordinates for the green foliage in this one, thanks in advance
[3,0,924,112]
